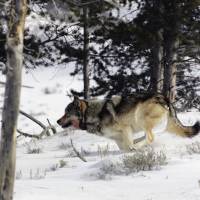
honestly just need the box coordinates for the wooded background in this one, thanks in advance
[1,0,200,109]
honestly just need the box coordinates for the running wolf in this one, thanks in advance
[57,94,200,151]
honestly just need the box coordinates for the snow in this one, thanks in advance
[1,67,200,200]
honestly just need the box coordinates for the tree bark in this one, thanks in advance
[83,6,90,99]
[162,1,180,103]
[0,0,27,199]
[149,0,164,95]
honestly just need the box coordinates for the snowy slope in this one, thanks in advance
[15,129,200,200]
[1,67,200,200]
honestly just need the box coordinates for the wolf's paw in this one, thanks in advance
[129,145,137,151]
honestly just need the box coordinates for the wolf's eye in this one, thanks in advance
[64,103,82,118]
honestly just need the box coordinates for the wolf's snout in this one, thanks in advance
[57,115,65,126]
[57,119,61,125]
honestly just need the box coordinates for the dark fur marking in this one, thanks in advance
[61,121,72,128]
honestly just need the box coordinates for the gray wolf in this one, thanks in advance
[57,94,200,151]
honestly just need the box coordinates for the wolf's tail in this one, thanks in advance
[166,104,200,137]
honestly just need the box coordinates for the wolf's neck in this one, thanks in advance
[86,99,106,118]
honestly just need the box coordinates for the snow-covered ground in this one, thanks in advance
[1,67,200,200]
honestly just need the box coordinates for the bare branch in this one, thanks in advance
[0,81,34,89]
[19,110,46,129]
[47,118,57,134]
[70,139,87,162]
[2,110,58,139]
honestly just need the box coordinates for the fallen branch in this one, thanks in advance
[19,110,46,129]
[17,125,56,139]
[18,110,57,139]
[70,139,87,162]
[19,110,57,136]
[0,108,57,139]
[17,129,40,139]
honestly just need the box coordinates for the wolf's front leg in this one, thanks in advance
[121,127,137,152]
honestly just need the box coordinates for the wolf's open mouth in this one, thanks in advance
[61,121,72,128]
[71,119,80,129]
[61,119,80,129]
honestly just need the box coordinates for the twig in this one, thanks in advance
[70,139,87,162]
[47,118,57,134]
[0,81,34,89]
[133,135,146,144]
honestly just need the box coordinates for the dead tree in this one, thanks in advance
[0,0,27,199]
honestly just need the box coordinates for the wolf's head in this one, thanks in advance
[57,96,87,129]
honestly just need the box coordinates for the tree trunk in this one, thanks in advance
[162,1,180,103]
[150,29,163,94]
[0,0,27,199]
[163,33,179,103]
[149,0,164,95]
[83,6,90,99]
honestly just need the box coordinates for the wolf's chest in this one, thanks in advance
[100,126,119,138]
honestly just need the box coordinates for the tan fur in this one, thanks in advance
[166,117,193,137]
